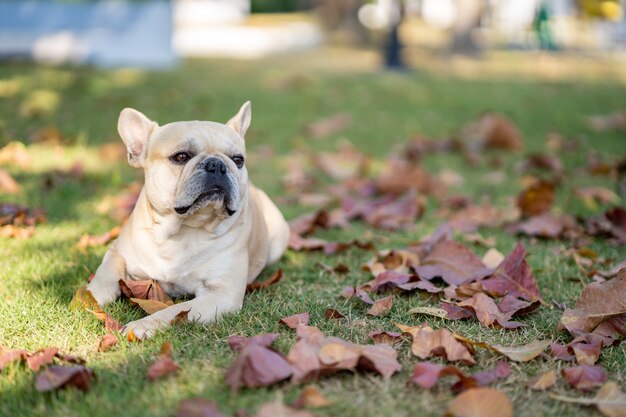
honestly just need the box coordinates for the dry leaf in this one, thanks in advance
[280,313,310,329]
[98,334,118,352]
[76,226,121,251]
[324,309,346,320]
[395,322,475,364]
[492,340,550,362]
[306,113,351,138]
[119,279,171,303]
[409,306,451,320]
[292,385,331,408]
[147,341,179,380]
[246,269,283,292]
[35,365,94,392]
[528,370,557,390]
[130,298,171,315]
[26,348,59,372]
[253,400,314,417]
[367,296,393,317]
[225,343,293,391]
[456,293,525,329]
[445,387,513,417]
[563,365,608,391]
[482,248,505,269]
[228,333,280,351]
[369,330,403,346]
[517,180,555,217]
[0,169,20,194]
[550,381,626,417]
[176,398,227,417]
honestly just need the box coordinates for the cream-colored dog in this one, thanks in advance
[87,102,290,339]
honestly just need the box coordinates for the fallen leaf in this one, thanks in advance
[367,296,393,317]
[481,243,544,303]
[228,333,280,351]
[558,270,626,337]
[482,248,505,269]
[576,186,621,209]
[395,323,475,364]
[550,381,626,417]
[0,169,20,194]
[514,213,579,239]
[306,113,351,138]
[292,385,331,408]
[35,365,94,392]
[374,159,441,195]
[324,309,346,320]
[130,298,171,315]
[253,400,314,417]
[98,334,118,352]
[69,285,101,312]
[563,365,608,391]
[147,341,179,380]
[26,348,59,372]
[369,330,403,346]
[456,293,525,329]
[445,387,513,417]
[588,111,626,132]
[0,347,28,370]
[175,398,227,417]
[528,370,557,390]
[76,226,121,251]
[119,279,171,303]
[516,180,555,217]
[492,340,550,362]
[409,306,452,320]
[456,112,523,152]
[415,239,493,286]
[411,362,471,389]
[280,313,310,329]
[225,343,293,391]
[313,141,366,180]
[246,269,283,292]
[472,361,511,387]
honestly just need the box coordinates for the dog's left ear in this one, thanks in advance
[226,101,251,138]
[118,108,158,168]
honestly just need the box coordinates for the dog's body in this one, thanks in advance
[87,102,289,339]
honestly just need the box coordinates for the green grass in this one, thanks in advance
[1,47,625,417]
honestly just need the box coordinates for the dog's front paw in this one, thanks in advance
[122,316,166,340]
[87,281,121,307]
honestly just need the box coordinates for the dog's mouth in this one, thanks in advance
[174,186,236,216]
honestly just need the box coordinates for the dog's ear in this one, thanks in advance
[118,108,158,168]
[226,101,251,138]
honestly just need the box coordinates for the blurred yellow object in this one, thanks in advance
[580,0,623,21]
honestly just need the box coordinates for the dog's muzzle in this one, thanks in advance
[174,157,237,216]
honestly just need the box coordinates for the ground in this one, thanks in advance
[0,45,625,417]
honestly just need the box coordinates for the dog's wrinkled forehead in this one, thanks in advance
[148,121,245,160]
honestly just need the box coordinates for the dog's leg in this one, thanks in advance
[87,248,125,306]
[122,282,246,340]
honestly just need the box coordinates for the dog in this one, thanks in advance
[87,102,290,339]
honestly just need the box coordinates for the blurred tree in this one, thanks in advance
[450,0,485,55]
[251,0,312,13]
[314,0,369,43]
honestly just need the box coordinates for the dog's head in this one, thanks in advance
[117,102,252,219]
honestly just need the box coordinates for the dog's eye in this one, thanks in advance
[231,154,244,168]
[170,152,191,164]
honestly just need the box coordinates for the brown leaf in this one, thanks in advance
[279,313,310,329]
[514,213,580,239]
[563,365,608,391]
[596,382,626,417]
[411,362,472,390]
[98,334,118,352]
[409,306,453,320]
[225,343,293,391]
[0,347,28,370]
[246,269,283,292]
[26,348,59,372]
[176,398,227,417]
[456,293,525,329]
[395,323,475,364]
[588,111,626,132]
[306,113,351,139]
[292,385,331,409]
[324,309,346,320]
[491,340,550,362]
[374,159,441,195]
[445,387,513,417]
[253,400,314,417]
[35,365,94,392]
[576,186,621,208]
[481,243,544,303]
[517,180,555,217]
[528,370,557,390]
[456,112,524,152]
[471,361,511,387]
[147,341,179,381]
[76,226,121,251]
[0,169,20,194]
[0,202,45,227]
[369,330,403,346]
[130,298,171,315]
[313,141,366,180]
[228,333,280,352]
[415,239,493,286]
[119,279,171,303]
[550,333,606,365]
[367,296,393,317]
[558,270,626,337]
[69,285,101,311]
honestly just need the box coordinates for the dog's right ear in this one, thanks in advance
[117,108,158,168]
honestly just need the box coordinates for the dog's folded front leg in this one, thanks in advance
[87,248,125,306]
[122,282,246,340]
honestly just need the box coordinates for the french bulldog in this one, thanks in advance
[87,102,290,339]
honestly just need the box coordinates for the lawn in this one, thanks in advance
[0,46,625,417]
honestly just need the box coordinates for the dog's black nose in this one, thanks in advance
[204,157,227,175]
